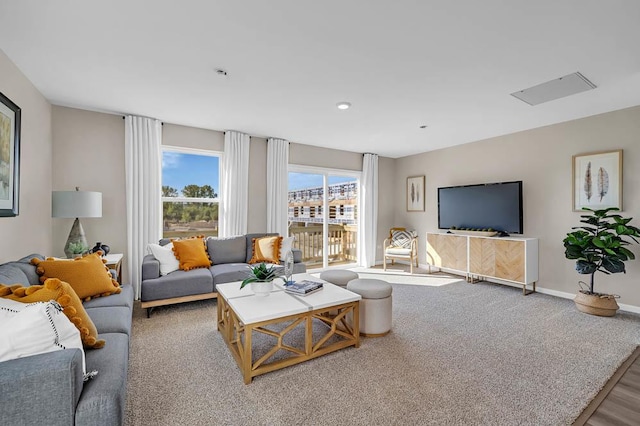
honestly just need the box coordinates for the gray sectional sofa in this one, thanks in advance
[141,233,306,316]
[0,254,133,426]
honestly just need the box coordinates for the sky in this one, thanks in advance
[288,173,356,190]
[162,151,356,194]
[162,151,219,195]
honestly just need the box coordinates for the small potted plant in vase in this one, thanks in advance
[240,263,284,297]
[67,242,89,259]
[563,207,640,316]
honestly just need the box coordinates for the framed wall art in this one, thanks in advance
[0,91,21,217]
[572,149,622,211]
[407,175,425,212]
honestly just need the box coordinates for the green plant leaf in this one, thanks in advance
[591,237,605,248]
[575,260,597,274]
[602,257,625,274]
[619,247,635,260]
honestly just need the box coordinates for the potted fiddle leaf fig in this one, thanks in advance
[240,263,284,297]
[563,207,640,316]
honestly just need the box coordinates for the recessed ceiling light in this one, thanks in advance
[336,102,351,110]
[214,68,228,76]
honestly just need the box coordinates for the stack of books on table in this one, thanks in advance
[283,280,324,296]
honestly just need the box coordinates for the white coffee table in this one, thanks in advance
[216,273,361,384]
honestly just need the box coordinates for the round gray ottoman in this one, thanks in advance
[346,278,392,337]
[320,269,359,287]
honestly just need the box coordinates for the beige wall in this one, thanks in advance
[247,137,268,233]
[163,123,224,151]
[51,106,126,273]
[0,49,52,262]
[394,105,640,308]
[290,142,363,171]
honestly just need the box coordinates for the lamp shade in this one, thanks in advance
[52,191,102,218]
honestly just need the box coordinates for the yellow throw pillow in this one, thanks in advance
[249,236,283,264]
[0,278,105,349]
[172,236,212,271]
[31,252,121,301]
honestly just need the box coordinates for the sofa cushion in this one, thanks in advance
[31,253,121,301]
[172,236,212,271]
[147,242,180,275]
[206,235,246,264]
[82,283,134,311]
[0,349,84,426]
[1,278,105,349]
[141,268,214,302]
[249,235,283,264]
[5,257,42,285]
[0,298,85,373]
[85,306,132,336]
[210,263,254,285]
[77,332,129,426]
[245,233,278,263]
[0,264,29,287]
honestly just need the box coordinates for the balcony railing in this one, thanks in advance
[289,224,358,267]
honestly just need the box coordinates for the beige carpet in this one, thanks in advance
[125,276,640,426]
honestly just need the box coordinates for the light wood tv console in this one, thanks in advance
[426,232,538,295]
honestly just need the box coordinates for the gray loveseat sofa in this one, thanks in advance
[0,254,134,426]
[141,233,306,316]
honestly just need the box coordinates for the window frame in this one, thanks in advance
[288,164,362,269]
[161,145,222,238]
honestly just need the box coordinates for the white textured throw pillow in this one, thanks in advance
[0,298,86,374]
[148,242,180,275]
[280,236,295,261]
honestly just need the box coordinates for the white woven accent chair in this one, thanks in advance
[383,227,418,274]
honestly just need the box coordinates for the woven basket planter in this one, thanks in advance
[574,291,619,317]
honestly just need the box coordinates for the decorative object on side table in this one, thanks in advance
[52,187,102,258]
[283,250,294,284]
[240,263,283,297]
[563,207,640,316]
[67,242,89,258]
[0,91,21,217]
[90,242,110,256]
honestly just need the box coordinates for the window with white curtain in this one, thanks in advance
[161,146,221,238]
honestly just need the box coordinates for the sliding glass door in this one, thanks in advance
[288,167,360,269]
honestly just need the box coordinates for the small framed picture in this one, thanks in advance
[572,150,622,211]
[0,91,21,217]
[407,175,425,212]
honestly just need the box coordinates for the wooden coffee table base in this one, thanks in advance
[217,297,360,384]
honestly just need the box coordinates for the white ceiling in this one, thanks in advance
[1,1,640,158]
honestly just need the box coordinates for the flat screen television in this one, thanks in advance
[438,181,523,234]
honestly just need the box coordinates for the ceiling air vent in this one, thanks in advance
[511,72,596,106]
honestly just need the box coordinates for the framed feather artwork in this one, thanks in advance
[407,175,425,212]
[572,150,622,211]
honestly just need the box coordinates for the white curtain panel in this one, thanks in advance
[219,131,250,237]
[125,115,162,299]
[266,138,289,236]
[360,153,379,267]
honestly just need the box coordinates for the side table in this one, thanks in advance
[104,253,124,285]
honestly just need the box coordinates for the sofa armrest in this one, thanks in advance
[291,248,303,263]
[0,349,84,426]
[142,254,160,281]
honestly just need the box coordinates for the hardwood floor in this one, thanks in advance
[574,346,640,426]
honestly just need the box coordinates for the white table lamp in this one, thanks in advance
[52,187,102,258]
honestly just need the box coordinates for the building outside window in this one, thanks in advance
[161,147,221,239]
